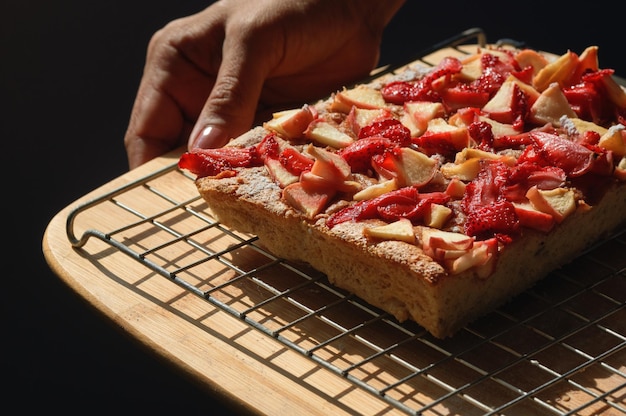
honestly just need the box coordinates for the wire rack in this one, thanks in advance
[65,29,626,416]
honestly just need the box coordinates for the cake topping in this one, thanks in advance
[179,45,626,276]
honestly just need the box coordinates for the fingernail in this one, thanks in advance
[189,125,227,150]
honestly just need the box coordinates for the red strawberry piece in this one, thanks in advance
[441,84,491,111]
[468,120,495,151]
[373,186,420,221]
[503,161,566,201]
[530,131,595,177]
[461,160,510,210]
[511,65,534,85]
[413,133,460,157]
[278,147,314,176]
[381,80,440,105]
[326,199,374,228]
[464,199,520,240]
[381,57,463,105]
[471,53,515,94]
[178,146,259,177]
[378,191,450,222]
[493,131,533,149]
[359,118,411,146]
[339,136,398,173]
[256,133,280,160]
[563,69,620,126]
[327,187,417,228]
[327,187,451,227]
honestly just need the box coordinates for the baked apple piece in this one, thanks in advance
[330,85,386,113]
[304,119,354,149]
[264,105,316,139]
[364,218,416,243]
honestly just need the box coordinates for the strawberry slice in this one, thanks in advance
[468,120,495,151]
[461,160,510,209]
[563,69,621,126]
[377,191,449,222]
[441,85,491,111]
[502,162,566,201]
[464,199,519,241]
[339,136,398,173]
[327,187,417,228]
[327,187,450,228]
[381,56,463,105]
[530,131,595,177]
[278,147,314,176]
[460,160,520,240]
[492,131,534,149]
[358,118,411,145]
[256,133,280,160]
[326,198,375,228]
[178,146,260,177]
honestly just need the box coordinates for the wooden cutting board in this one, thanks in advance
[43,43,626,415]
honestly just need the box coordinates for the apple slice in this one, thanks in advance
[532,50,579,92]
[456,147,516,166]
[526,186,577,223]
[299,171,337,193]
[264,157,299,188]
[421,228,474,261]
[403,101,446,137]
[482,76,522,124]
[422,118,470,151]
[458,52,483,81]
[515,49,549,76]
[264,105,315,139]
[447,238,498,276]
[304,120,354,149]
[566,45,599,85]
[530,82,577,126]
[482,75,541,123]
[599,71,626,108]
[353,178,399,201]
[400,112,420,138]
[424,203,452,229]
[306,144,351,180]
[440,158,481,181]
[477,115,519,138]
[392,147,438,187]
[598,124,626,157]
[282,182,333,219]
[345,107,392,136]
[513,201,555,232]
[445,177,466,198]
[562,117,608,136]
[364,218,416,243]
[330,85,386,113]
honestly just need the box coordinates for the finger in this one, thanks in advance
[125,11,224,169]
[187,28,278,150]
[124,25,194,169]
[124,79,191,169]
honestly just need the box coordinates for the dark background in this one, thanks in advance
[3,0,623,413]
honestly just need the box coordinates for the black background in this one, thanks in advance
[3,0,623,413]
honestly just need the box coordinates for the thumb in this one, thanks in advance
[188,41,269,150]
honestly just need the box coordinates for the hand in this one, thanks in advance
[124,0,405,169]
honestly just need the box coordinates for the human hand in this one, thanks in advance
[124,0,405,169]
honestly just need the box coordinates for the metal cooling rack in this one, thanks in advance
[65,29,626,415]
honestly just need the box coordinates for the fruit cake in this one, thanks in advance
[179,45,626,338]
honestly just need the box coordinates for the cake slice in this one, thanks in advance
[182,45,626,338]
